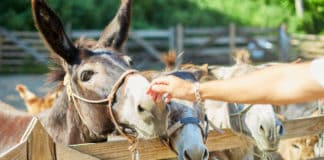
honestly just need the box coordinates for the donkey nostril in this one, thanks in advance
[203,148,209,159]
[184,150,191,160]
[137,105,145,112]
[278,125,284,135]
[259,125,265,134]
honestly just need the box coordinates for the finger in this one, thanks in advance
[146,86,152,94]
[165,97,172,103]
[151,76,173,85]
[147,90,157,101]
[153,93,160,103]
[156,94,163,103]
[151,84,169,93]
[150,92,157,102]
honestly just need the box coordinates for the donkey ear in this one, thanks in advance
[97,0,132,50]
[32,0,79,64]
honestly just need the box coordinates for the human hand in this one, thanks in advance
[146,75,195,103]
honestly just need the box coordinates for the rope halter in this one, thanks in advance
[229,103,253,134]
[63,69,140,156]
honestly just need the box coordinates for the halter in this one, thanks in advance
[230,103,281,159]
[229,103,253,134]
[160,102,210,153]
[64,69,140,156]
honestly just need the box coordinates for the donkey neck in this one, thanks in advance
[37,90,107,145]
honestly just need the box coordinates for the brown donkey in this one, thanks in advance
[15,84,60,115]
[0,0,169,154]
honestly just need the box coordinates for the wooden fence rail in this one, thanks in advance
[0,25,285,72]
[291,34,324,59]
[1,115,324,160]
[0,24,322,72]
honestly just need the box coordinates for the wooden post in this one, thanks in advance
[295,0,304,18]
[168,27,175,50]
[278,24,290,62]
[229,23,236,64]
[25,119,56,160]
[176,24,184,66]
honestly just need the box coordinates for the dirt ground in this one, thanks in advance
[0,74,54,111]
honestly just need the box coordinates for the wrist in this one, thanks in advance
[186,82,196,102]
[193,82,202,103]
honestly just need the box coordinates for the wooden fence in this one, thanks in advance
[1,114,324,160]
[0,24,284,72]
[1,24,322,72]
[291,34,324,59]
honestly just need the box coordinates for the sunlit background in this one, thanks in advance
[0,0,323,109]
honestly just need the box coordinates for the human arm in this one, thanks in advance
[147,61,324,105]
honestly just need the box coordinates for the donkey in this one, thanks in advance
[206,50,284,160]
[159,71,209,160]
[16,84,59,115]
[0,101,34,154]
[0,0,169,154]
[141,55,209,160]
[141,50,209,82]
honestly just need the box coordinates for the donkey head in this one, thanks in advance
[229,104,284,152]
[209,50,283,152]
[162,72,209,160]
[32,0,168,138]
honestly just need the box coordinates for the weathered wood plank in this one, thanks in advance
[184,28,227,36]
[129,34,161,60]
[184,37,247,46]
[0,35,3,67]
[12,31,40,38]
[1,45,25,51]
[282,115,324,139]
[133,30,170,38]
[0,27,47,64]
[56,144,100,160]
[72,30,171,39]
[0,112,322,160]
[69,116,324,160]
[186,47,242,57]
[0,60,25,65]
[0,52,29,58]
[26,119,56,160]
[71,130,243,160]
[292,34,324,42]
[238,27,276,35]
[0,142,27,160]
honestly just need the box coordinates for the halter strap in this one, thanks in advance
[229,103,253,134]
[64,69,139,152]
[161,112,209,146]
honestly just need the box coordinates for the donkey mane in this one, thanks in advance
[232,49,251,65]
[160,50,177,71]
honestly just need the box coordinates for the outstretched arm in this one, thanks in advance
[147,61,324,105]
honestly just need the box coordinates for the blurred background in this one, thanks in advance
[0,0,323,109]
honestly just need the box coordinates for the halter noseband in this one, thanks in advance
[160,102,210,153]
[229,103,253,134]
[64,69,139,152]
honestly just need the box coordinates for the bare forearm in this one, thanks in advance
[200,63,324,105]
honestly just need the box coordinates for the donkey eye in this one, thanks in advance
[292,144,300,149]
[80,70,95,82]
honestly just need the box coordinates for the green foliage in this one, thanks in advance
[303,0,324,33]
[0,0,323,33]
